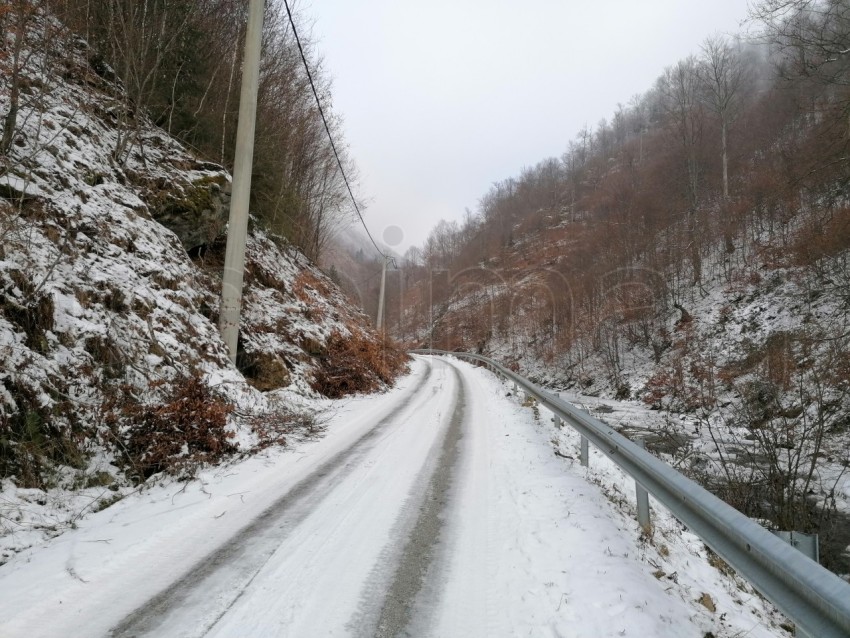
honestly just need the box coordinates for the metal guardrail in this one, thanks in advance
[413,349,850,638]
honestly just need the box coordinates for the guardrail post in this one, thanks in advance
[553,392,561,430]
[635,438,651,533]
[580,435,588,467]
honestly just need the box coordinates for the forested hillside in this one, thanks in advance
[0,1,406,554]
[391,0,850,575]
[3,0,357,261]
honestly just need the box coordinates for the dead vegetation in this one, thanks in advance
[293,270,332,302]
[105,374,236,482]
[244,407,325,451]
[311,330,409,398]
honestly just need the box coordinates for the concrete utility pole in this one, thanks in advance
[429,275,434,351]
[219,0,265,365]
[376,256,388,330]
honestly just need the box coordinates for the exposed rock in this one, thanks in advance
[147,176,231,253]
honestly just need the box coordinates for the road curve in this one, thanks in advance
[0,356,730,638]
[111,357,467,637]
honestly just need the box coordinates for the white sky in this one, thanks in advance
[305,0,753,253]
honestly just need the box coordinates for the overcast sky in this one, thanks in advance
[305,0,754,254]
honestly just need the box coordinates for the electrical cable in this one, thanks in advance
[355,268,384,287]
[282,0,387,261]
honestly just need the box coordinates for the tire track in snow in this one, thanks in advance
[108,360,436,638]
[359,362,466,637]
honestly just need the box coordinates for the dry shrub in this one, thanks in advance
[311,329,409,398]
[108,374,235,481]
[643,360,709,412]
[790,206,850,266]
[245,260,284,291]
[292,270,331,303]
[245,408,325,450]
[705,546,736,579]
[718,332,797,390]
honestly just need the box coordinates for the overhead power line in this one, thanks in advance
[282,0,387,261]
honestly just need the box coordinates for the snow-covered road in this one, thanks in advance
[0,357,782,637]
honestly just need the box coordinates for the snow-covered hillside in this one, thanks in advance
[0,8,405,559]
[418,222,850,578]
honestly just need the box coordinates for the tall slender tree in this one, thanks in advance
[699,35,748,199]
[1,1,37,154]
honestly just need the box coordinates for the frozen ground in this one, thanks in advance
[0,357,788,637]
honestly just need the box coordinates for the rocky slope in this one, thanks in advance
[0,7,405,555]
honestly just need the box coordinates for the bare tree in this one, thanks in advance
[658,57,706,283]
[110,0,200,163]
[751,0,850,199]
[1,1,37,155]
[699,35,748,199]
[659,57,705,212]
[752,0,850,87]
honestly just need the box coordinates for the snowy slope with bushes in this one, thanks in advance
[393,7,850,578]
[413,215,850,578]
[0,7,406,560]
